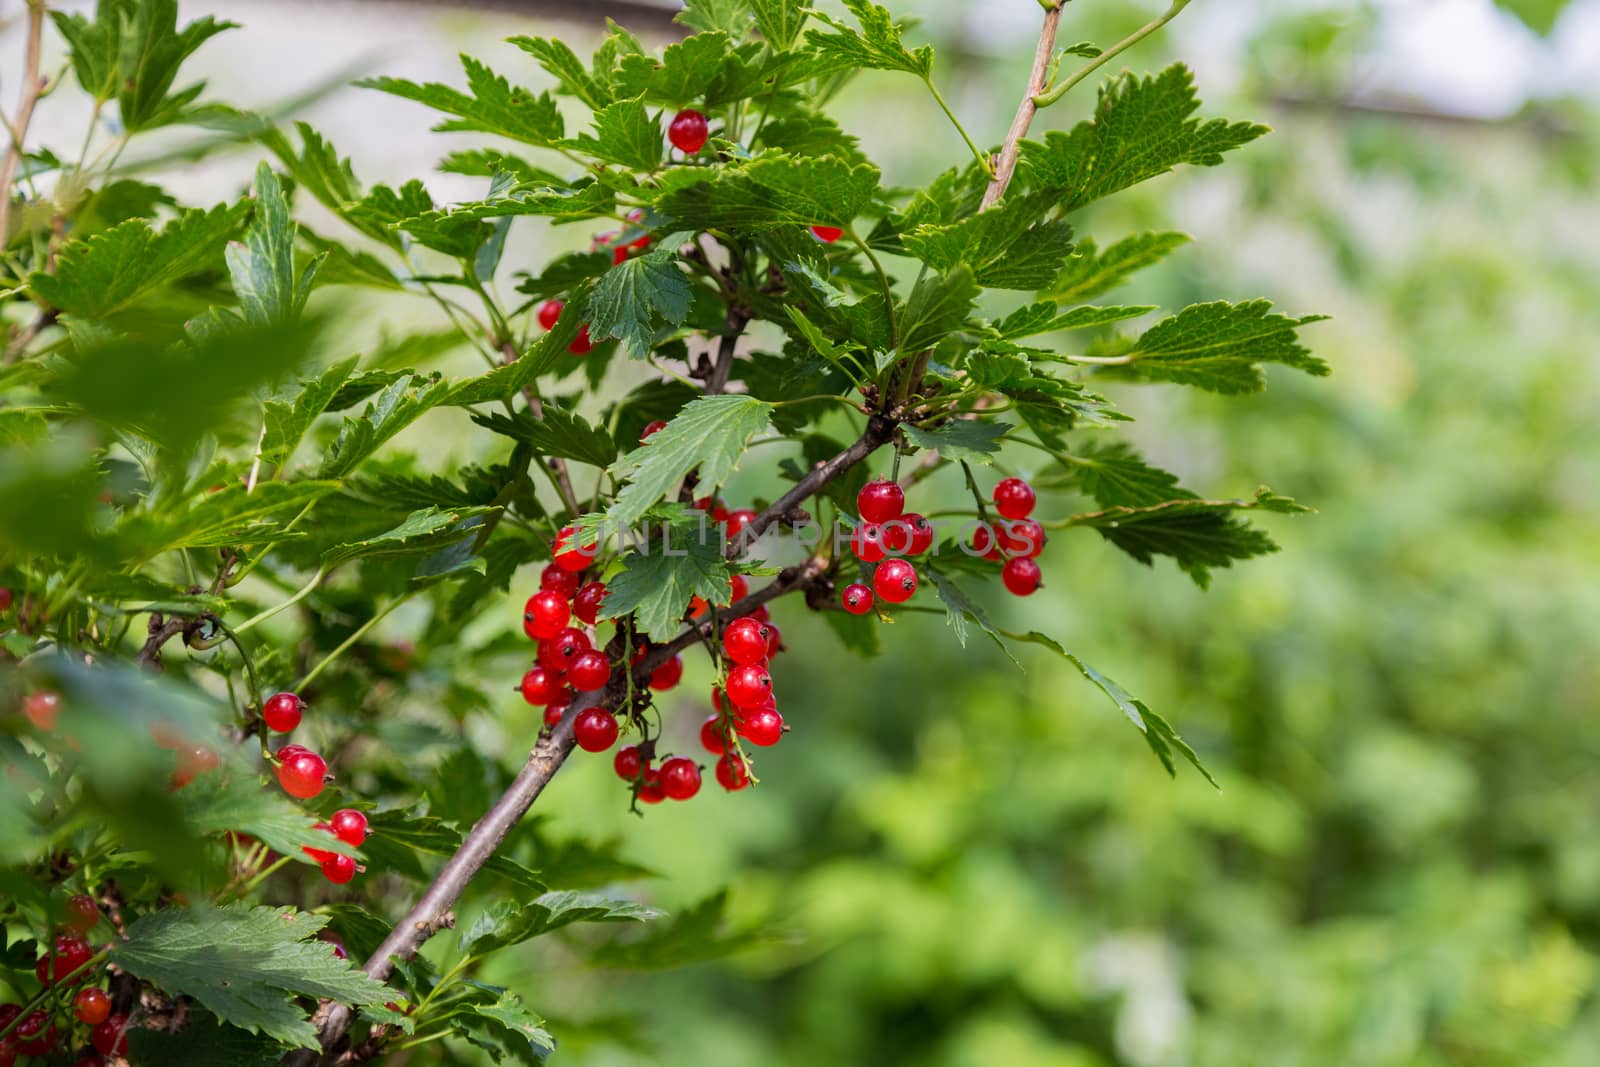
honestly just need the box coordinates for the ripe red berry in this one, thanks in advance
[852,523,887,563]
[724,508,757,539]
[73,988,111,1026]
[874,558,918,603]
[568,650,612,692]
[172,743,220,788]
[573,707,619,752]
[857,479,905,523]
[537,299,564,329]
[572,581,607,625]
[552,526,597,572]
[997,517,1046,558]
[23,690,59,730]
[715,754,750,791]
[906,513,935,555]
[739,705,785,747]
[613,744,643,780]
[1001,557,1043,596]
[520,665,564,706]
[722,617,771,666]
[968,522,1003,561]
[76,1055,107,1067]
[993,477,1036,519]
[544,701,568,728]
[611,243,631,265]
[638,765,666,804]
[724,664,773,709]
[538,627,592,673]
[640,420,667,441]
[668,108,709,153]
[321,853,357,884]
[568,324,595,355]
[728,574,749,602]
[523,589,571,641]
[262,691,304,733]
[659,756,702,800]
[36,934,93,985]
[0,587,10,612]
[329,809,369,847]
[276,749,328,800]
[810,224,844,243]
[649,653,684,691]
[763,621,783,657]
[64,894,99,932]
[540,564,580,598]
[90,1014,128,1056]
[17,1009,56,1055]
[700,715,727,755]
[841,583,875,615]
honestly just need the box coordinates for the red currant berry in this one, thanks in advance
[537,299,564,330]
[880,517,913,554]
[552,526,597,572]
[568,323,595,355]
[857,479,904,523]
[544,701,568,728]
[0,587,10,612]
[722,617,771,666]
[73,988,111,1026]
[172,743,220,788]
[276,749,328,800]
[538,627,592,673]
[649,653,684,691]
[700,715,727,755]
[1001,557,1043,596]
[640,420,667,441]
[572,581,607,625]
[613,744,643,780]
[724,508,757,539]
[540,564,580,598]
[568,650,612,692]
[64,894,99,932]
[710,685,724,712]
[841,583,875,614]
[739,705,785,747]
[519,665,564,706]
[810,224,844,243]
[906,513,935,555]
[321,853,357,884]
[611,243,631,265]
[591,230,618,252]
[638,765,666,804]
[329,809,369,847]
[23,690,59,730]
[874,558,918,603]
[36,934,92,985]
[998,517,1046,559]
[763,621,783,658]
[573,707,619,752]
[262,691,304,732]
[668,108,709,153]
[523,589,571,641]
[724,664,773,709]
[852,523,887,563]
[715,754,750,791]
[17,1009,56,1055]
[968,522,1003,561]
[90,1014,128,1056]
[993,477,1036,519]
[659,756,701,800]
[76,1056,107,1067]
[728,574,749,602]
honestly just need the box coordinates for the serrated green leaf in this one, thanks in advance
[573,96,663,170]
[751,0,808,49]
[902,418,1011,464]
[607,394,773,528]
[459,991,555,1060]
[174,774,356,864]
[1066,441,1185,508]
[657,155,881,232]
[1044,231,1191,303]
[897,265,977,354]
[677,0,754,37]
[394,182,614,232]
[1099,299,1329,394]
[443,284,592,407]
[600,514,732,641]
[110,903,391,1046]
[117,481,339,559]
[359,56,564,147]
[30,202,248,318]
[319,373,452,478]
[1019,64,1268,211]
[470,407,616,467]
[806,0,932,77]
[903,197,1076,291]
[614,31,739,106]
[227,164,322,326]
[323,506,491,565]
[995,301,1153,339]
[460,891,661,956]
[584,249,693,356]
[510,35,613,110]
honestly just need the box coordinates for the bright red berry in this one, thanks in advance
[841,583,874,614]
[23,690,59,730]
[1001,557,1043,596]
[552,526,597,572]
[857,479,904,523]
[276,749,328,800]
[668,108,709,153]
[572,581,607,625]
[17,1009,56,1055]
[997,517,1046,558]
[906,513,935,555]
[538,627,592,673]
[993,477,1036,519]
[568,324,595,355]
[968,522,1003,561]
[763,621,783,658]
[874,558,918,603]
[523,589,571,641]
[0,587,10,612]
[728,574,749,602]
[540,564,580,598]
[74,988,111,1026]
[700,715,727,755]
[721,617,771,666]
[724,508,757,539]
[520,665,564,706]
[64,894,99,932]
[659,757,701,800]
[640,420,667,441]
[36,934,93,986]
[810,225,844,243]
[613,744,643,780]
[262,691,304,733]
[649,653,684,691]
[724,664,773,709]
[638,766,666,804]
[544,701,568,728]
[573,707,619,752]
[852,523,887,563]
[715,754,750,791]
[90,1014,128,1056]
[739,705,785,747]
[321,853,357,884]
[329,809,369,847]
[568,650,612,692]
[537,299,564,329]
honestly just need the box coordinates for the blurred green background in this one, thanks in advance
[21,0,1598,1063]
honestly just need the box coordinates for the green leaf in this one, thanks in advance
[361,810,545,892]
[509,35,612,110]
[174,774,357,865]
[318,373,452,478]
[358,56,564,147]
[30,202,248,318]
[902,197,1076,291]
[996,302,1153,339]
[1019,64,1268,211]
[457,990,556,1060]
[227,164,322,326]
[600,513,732,642]
[1066,441,1185,508]
[902,419,1011,464]
[783,306,865,378]
[125,1012,286,1067]
[613,31,739,106]
[751,0,809,49]
[394,181,614,231]
[584,249,693,357]
[110,903,391,1046]
[1098,299,1329,394]
[806,0,932,77]
[607,394,773,529]
[576,96,663,170]
[677,0,754,37]
[442,284,592,407]
[470,407,617,467]
[657,155,881,231]
[1495,0,1566,34]
[897,265,978,354]
[261,357,359,466]
[1044,231,1191,303]
[459,891,661,956]
[116,481,339,559]
[589,891,766,971]
[323,506,491,565]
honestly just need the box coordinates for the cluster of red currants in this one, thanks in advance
[972,478,1046,596]
[838,478,928,616]
[0,895,127,1065]
[261,692,370,885]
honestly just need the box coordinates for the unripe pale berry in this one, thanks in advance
[262,692,304,732]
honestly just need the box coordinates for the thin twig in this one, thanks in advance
[704,305,748,396]
[733,414,896,551]
[500,340,581,516]
[1032,0,1192,109]
[0,0,45,247]
[980,1,1062,211]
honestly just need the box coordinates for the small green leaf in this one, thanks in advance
[614,31,740,105]
[1098,299,1329,394]
[359,56,564,147]
[902,419,1012,464]
[116,481,339,560]
[226,164,322,326]
[600,513,732,642]
[470,407,617,467]
[261,357,358,465]
[459,891,661,956]
[751,0,809,49]
[806,0,932,77]
[903,196,1075,290]
[510,35,613,110]
[1044,231,1191,303]
[657,155,882,232]
[319,373,452,478]
[607,395,773,528]
[897,265,978,354]
[584,249,693,356]
[323,507,491,565]
[457,991,556,1060]
[574,96,664,170]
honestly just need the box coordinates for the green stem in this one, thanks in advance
[960,460,993,524]
[230,501,317,587]
[923,76,995,179]
[233,564,329,635]
[1034,0,1192,108]
[229,854,295,900]
[293,596,405,690]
